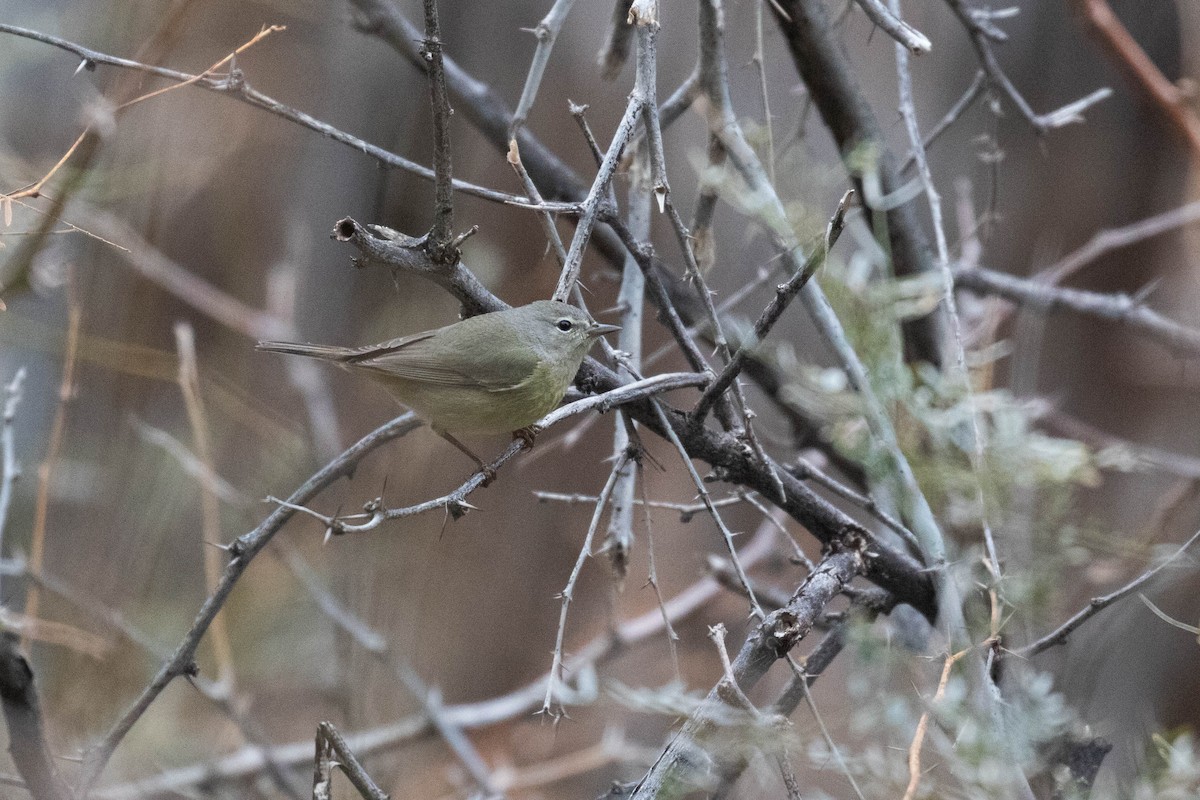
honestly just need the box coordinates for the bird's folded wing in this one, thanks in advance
[348,330,536,391]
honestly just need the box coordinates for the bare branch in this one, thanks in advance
[1021,527,1200,656]
[313,722,388,800]
[74,414,424,796]
[954,264,1200,357]
[421,0,455,253]
[511,0,579,136]
[629,550,862,798]
[0,632,68,800]
[853,0,932,54]
[1068,0,1200,154]
[942,1,1111,133]
[0,368,26,589]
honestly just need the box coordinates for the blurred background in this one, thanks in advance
[0,0,1198,797]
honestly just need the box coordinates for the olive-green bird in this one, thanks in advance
[257,300,619,474]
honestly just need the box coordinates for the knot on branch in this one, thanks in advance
[764,609,802,657]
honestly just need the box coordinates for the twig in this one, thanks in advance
[751,0,776,185]
[601,142,652,575]
[692,191,851,421]
[1021,527,1200,656]
[173,324,238,697]
[552,10,659,303]
[770,0,947,365]
[651,401,764,620]
[0,632,68,800]
[899,71,986,174]
[421,0,456,257]
[942,0,1111,134]
[629,550,862,798]
[853,0,932,54]
[1068,0,1200,155]
[1037,198,1200,286]
[73,413,424,796]
[892,0,1002,624]
[95,527,778,800]
[902,648,969,800]
[24,278,81,647]
[787,459,920,552]
[953,264,1200,358]
[0,368,26,591]
[0,24,535,209]
[511,0,579,136]
[598,0,635,79]
[637,461,681,680]
[313,722,388,800]
[544,452,631,716]
[286,372,708,535]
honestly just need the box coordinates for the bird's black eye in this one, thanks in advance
[556,318,574,332]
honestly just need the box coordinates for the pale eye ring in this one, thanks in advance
[556,318,574,332]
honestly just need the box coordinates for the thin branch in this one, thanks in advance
[0,24,536,208]
[0,632,68,800]
[1037,198,1200,286]
[601,140,652,575]
[892,0,1002,625]
[313,722,388,800]
[692,191,852,421]
[629,550,862,798]
[770,0,948,365]
[544,452,630,716]
[1068,0,1200,155]
[598,0,635,79]
[954,264,1200,357]
[421,0,455,253]
[899,70,986,175]
[94,528,779,800]
[0,368,27,591]
[853,0,932,54]
[174,324,236,694]
[552,13,657,303]
[511,0,579,136]
[24,278,80,647]
[1021,527,1200,656]
[942,0,1111,133]
[274,372,710,535]
[73,414,424,796]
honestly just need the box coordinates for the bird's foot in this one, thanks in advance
[513,426,538,450]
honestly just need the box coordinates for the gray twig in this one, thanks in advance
[0,368,26,587]
[544,451,631,716]
[769,0,948,365]
[92,528,779,800]
[954,264,1200,358]
[0,631,67,800]
[1021,527,1200,656]
[942,0,1110,133]
[74,414,424,796]
[691,191,852,422]
[511,0,579,136]
[853,0,932,53]
[421,0,455,255]
[629,550,862,798]
[598,0,635,79]
[314,722,388,800]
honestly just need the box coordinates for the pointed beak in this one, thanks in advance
[588,322,621,337]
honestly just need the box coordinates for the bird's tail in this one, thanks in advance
[256,341,354,363]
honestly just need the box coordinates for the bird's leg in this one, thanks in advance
[435,429,496,487]
[512,426,538,450]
